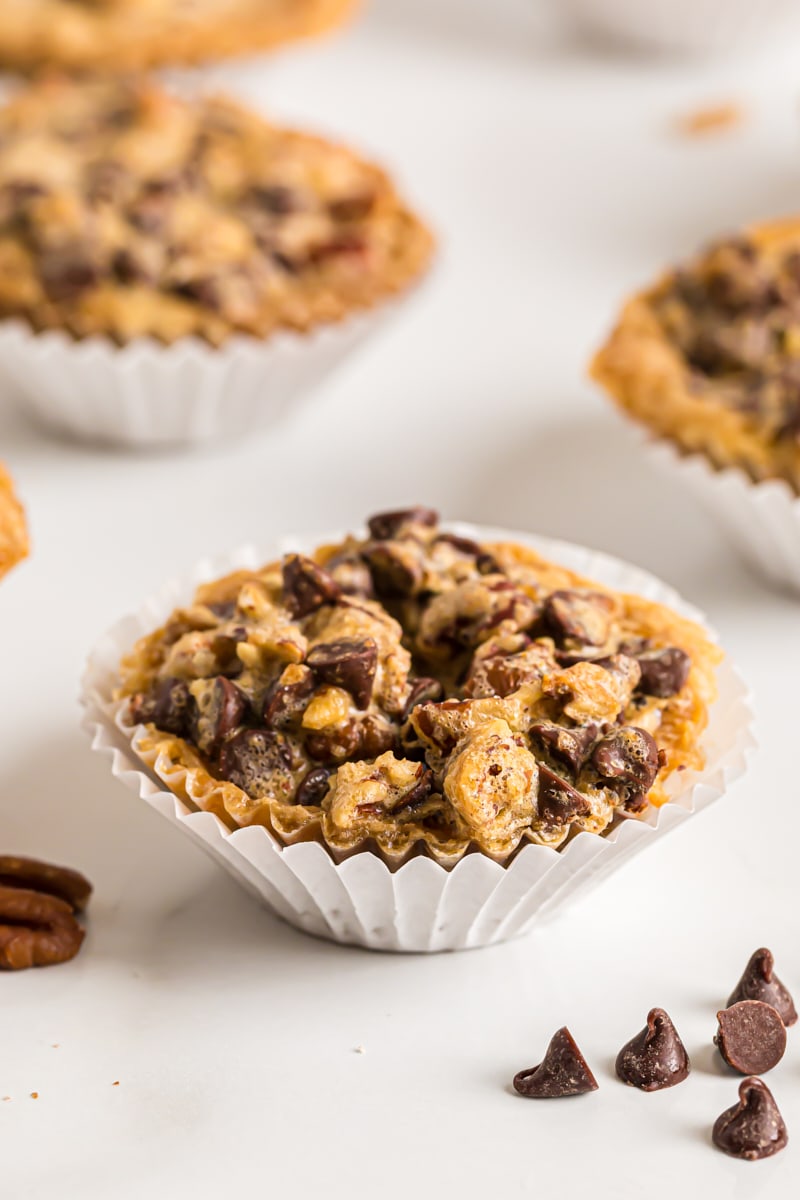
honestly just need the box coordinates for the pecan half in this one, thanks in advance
[0,886,85,970]
[0,856,92,913]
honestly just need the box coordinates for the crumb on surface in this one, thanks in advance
[30,1092,38,1099]
[112,1081,120,1087]
[354,1045,366,1055]
[673,103,744,137]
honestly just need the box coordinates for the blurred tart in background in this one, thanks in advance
[0,465,28,581]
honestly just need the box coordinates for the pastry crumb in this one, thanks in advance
[354,1045,366,1055]
[30,1092,38,1099]
[673,103,743,137]
[112,1081,120,1087]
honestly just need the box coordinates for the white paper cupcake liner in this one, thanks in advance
[0,306,392,449]
[561,0,800,54]
[80,524,754,952]
[641,434,800,596]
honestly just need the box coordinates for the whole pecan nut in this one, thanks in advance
[0,855,93,913]
[0,885,85,970]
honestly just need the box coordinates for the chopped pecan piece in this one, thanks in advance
[0,886,85,970]
[324,753,435,832]
[400,676,444,722]
[0,856,92,913]
[443,719,539,853]
[416,576,538,659]
[464,637,556,699]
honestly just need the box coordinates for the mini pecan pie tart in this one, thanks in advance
[0,464,29,582]
[592,221,800,492]
[118,510,720,865]
[0,0,357,73]
[0,77,433,346]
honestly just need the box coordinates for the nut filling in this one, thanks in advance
[0,77,433,346]
[119,511,719,863]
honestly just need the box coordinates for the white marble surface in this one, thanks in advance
[1,2,799,1195]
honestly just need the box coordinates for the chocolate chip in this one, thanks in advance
[712,1077,788,1160]
[727,948,798,1027]
[306,638,378,709]
[112,247,155,286]
[591,727,661,802]
[537,764,591,828]
[634,647,691,698]
[361,542,422,598]
[263,668,316,730]
[615,1008,690,1091]
[325,553,375,598]
[715,1001,787,1076]
[366,508,439,540]
[217,729,295,799]
[310,232,366,262]
[130,677,192,737]
[513,1028,599,1099]
[305,722,362,763]
[401,677,444,723]
[295,766,332,807]
[529,721,598,774]
[40,248,100,301]
[543,590,614,647]
[250,184,298,214]
[328,193,375,221]
[282,554,341,618]
[172,276,223,311]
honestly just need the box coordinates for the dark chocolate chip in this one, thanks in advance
[513,1028,599,1099]
[305,722,362,764]
[325,553,375,598]
[366,508,439,540]
[217,729,295,799]
[543,590,614,647]
[172,276,223,311]
[249,184,298,214]
[306,638,378,710]
[537,764,591,828]
[361,542,422,598]
[401,677,444,723]
[328,193,375,221]
[433,532,498,573]
[295,766,333,807]
[282,554,341,618]
[615,1008,690,1091]
[715,1001,787,1076]
[112,247,155,286]
[712,1077,788,1160]
[40,248,100,301]
[529,721,598,774]
[727,948,798,1027]
[130,677,192,737]
[394,765,435,812]
[591,727,660,798]
[635,647,691,698]
[263,668,316,730]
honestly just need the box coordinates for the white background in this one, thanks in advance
[2,1,800,1195]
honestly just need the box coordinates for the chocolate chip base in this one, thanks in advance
[0,77,433,346]
[592,220,800,492]
[0,0,357,73]
[0,464,29,582]
[118,510,720,865]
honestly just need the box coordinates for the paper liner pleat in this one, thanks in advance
[0,308,388,448]
[81,525,754,952]
[643,437,800,596]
